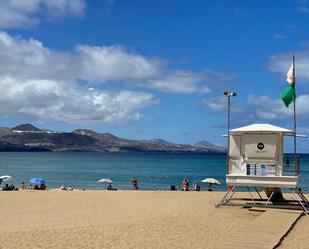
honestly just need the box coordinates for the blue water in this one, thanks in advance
[0,152,309,191]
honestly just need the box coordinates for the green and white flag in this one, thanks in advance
[280,63,295,107]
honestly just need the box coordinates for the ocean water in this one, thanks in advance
[0,152,309,191]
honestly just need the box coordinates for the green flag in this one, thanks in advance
[280,63,295,107]
[280,85,295,107]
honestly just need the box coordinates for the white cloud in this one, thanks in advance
[206,94,309,119]
[205,96,243,113]
[0,31,234,124]
[0,31,159,124]
[0,0,85,28]
[0,76,155,124]
[241,94,309,121]
[76,45,161,81]
[268,50,309,82]
[0,32,160,82]
[75,46,218,94]
[0,32,73,80]
[267,49,309,123]
[0,31,232,95]
[295,94,309,115]
[42,0,85,18]
[204,97,226,112]
[0,32,161,83]
[246,95,291,120]
[148,70,210,94]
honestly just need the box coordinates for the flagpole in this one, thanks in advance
[293,54,297,170]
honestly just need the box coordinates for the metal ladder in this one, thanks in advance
[291,188,309,214]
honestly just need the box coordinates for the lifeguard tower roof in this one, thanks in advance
[230,124,293,134]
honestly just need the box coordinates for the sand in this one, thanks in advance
[277,214,309,249]
[0,190,307,249]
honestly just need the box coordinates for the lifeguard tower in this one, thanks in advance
[215,123,309,213]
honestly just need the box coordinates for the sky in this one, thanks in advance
[0,0,309,151]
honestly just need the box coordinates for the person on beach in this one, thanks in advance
[182,179,189,191]
[182,179,186,191]
[131,177,139,190]
[193,182,200,191]
[2,184,9,191]
[34,184,46,190]
[107,184,117,190]
[21,182,27,189]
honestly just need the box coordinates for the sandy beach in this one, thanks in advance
[278,213,309,249]
[0,190,307,249]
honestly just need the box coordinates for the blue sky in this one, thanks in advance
[0,0,309,151]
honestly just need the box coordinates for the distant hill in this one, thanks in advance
[194,140,226,152]
[13,124,41,132]
[0,127,13,136]
[0,124,225,153]
[143,139,173,145]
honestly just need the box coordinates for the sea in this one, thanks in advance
[1,152,309,191]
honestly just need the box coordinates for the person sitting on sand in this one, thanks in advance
[67,186,73,191]
[34,184,46,190]
[2,183,9,191]
[3,184,18,191]
[193,182,200,191]
[106,184,117,191]
[131,177,139,190]
[40,184,46,190]
[60,185,66,190]
[11,184,18,191]
[21,182,27,189]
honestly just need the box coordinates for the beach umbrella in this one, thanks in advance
[201,178,220,191]
[0,175,12,182]
[201,178,221,185]
[98,178,113,184]
[30,177,46,185]
[0,175,12,185]
[98,178,114,189]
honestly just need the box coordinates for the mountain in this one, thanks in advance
[194,140,226,152]
[0,124,225,153]
[13,124,41,132]
[143,139,173,145]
